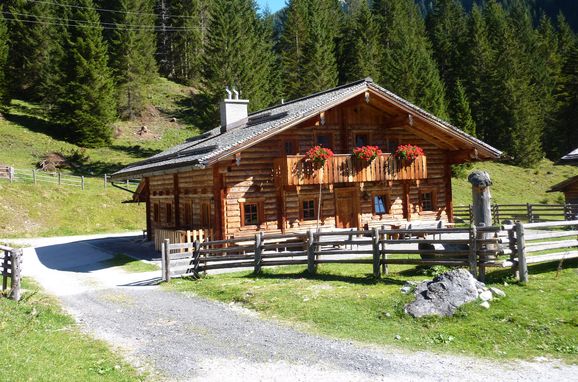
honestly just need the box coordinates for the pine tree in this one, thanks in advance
[339,0,382,83]
[449,80,476,137]
[202,0,277,121]
[373,0,448,118]
[0,13,8,108]
[4,0,61,101]
[108,0,158,119]
[54,0,117,147]
[280,0,311,99]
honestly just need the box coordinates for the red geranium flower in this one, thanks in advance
[353,145,382,162]
[394,144,424,161]
[305,145,334,166]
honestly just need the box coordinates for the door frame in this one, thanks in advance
[334,187,359,229]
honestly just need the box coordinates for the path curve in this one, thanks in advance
[12,233,576,381]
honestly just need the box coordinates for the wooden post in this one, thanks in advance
[372,227,380,278]
[32,169,36,184]
[468,224,478,278]
[8,167,14,183]
[380,225,388,275]
[81,176,85,190]
[9,249,22,301]
[468,171,492,281]
[58,172,61,185]
[254,232,263,274]
[2,249,8,291]
[515,222,528,283]
[162,239,171,282]
[307,230,316,274]
[104,174,107,188]
[527,203,533,223]
[193,240,201,276]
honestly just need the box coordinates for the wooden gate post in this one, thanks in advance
[514,222,528,283]
[161,239,171,282]
[306,230,317,274]
[372,227,381,278]
[468,170,493,281]
[468,224,478,278]
[254,232,263,274]
[9,249,22,301]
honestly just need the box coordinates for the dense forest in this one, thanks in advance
[0,0,577,167]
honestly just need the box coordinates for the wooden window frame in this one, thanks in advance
[353,132,371,148]
[418,188,437,213]
[384,136,400,154]
[201,201,211,228]
[240,200,264,228]
[299,197,319,221]
[183,201,192,227]
[372,192,391,218]
[282,138,299,156]
[314,132,334,149]
[165,202,173,225]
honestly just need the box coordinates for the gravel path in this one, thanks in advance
[11,233,577,382]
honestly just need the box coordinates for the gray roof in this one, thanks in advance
[112,79,502,180]
[560,148,578,164]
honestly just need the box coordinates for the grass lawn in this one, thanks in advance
[104,253,159,273]
[167,260,578,363]
[0,279,143,381]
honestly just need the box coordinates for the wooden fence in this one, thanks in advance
[154,228,213,252]
[159,221,578,284]
[1,245,22,301]
[454,203,578,225]
[0,165,140,190]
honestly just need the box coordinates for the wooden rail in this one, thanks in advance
[454,203,578,225]
[274,154,427,186]
[154,228,213,252]
[1,245,22,301]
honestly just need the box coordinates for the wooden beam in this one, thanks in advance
[447,149,479,164]
[213,166,225,240]
[144,177,152,241]
[444,155,454,223]
[173,174,180,228]
[340,107,348,153]
[403,181,411,221]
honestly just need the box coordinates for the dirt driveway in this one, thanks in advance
[11,233,576,381]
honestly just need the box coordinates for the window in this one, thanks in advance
[166,203,173,224]
[354,133,369,147]
[301,199,316,221]
[385,137,400,153]
[242,203,260,226]
[184,202,192,226]
[283,140,298,155]
[201,202,210,227]
[153,203,159,223]
[420,191,435,212]
[373,194,390,215]
[315,133,333,148]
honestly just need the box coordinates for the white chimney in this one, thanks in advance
[220,86,249,133]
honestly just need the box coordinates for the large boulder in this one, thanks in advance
[404,269,484,318]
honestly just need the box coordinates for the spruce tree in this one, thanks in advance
[373,0,448,118]
[280,0,311,99]
[108,0,158,119]
[449,80,476,137]
[54,0,117,147]
[0,13,8,108]
[202,0,277,121]
[339,0,382,83]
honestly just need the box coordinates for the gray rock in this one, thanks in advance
[479,290,493,301]
[468,170,492,188]
[490,287,506,298]
[404,269,482,318]
[400,281,417,294]
[480,301,490,309]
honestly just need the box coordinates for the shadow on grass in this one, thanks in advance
[244,270,405,286]
[4,110,68,142]
[179,93,218,132]
[109,144,163,159]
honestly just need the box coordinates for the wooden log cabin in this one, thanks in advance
[112,78,502,242]
[549,148,578,205]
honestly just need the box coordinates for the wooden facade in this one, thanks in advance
[549,175,578,205]
[143,96,469,240]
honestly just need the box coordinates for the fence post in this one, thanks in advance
[58,172,61,185]
[162,239,171,282]
[527,203,533,223]
[81,176,85,190]
[380,225,388,275]
[2,249,8,291]
[254,232,263,274]
[8,166,13,183]
[372,227,380,278]
[307,229,316,274]
[192,240,201,277]
[514,222,528,283]
[468,224,478,278]
[104,174,107,189]
[9,249,22,301]
[32,169,36,184]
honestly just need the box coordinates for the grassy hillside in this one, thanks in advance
[452,160,578,206]
[0,78,199,238]
[0,77,576,237]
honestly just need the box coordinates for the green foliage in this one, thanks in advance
[167,260,578,361]
[53,0,117,148]
[373,0,448,118]
[0,279,142,381]
[0,13,7,108]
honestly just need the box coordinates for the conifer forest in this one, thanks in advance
[0,0,577,167]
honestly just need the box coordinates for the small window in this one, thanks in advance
[166,203,173,224]
[242,203,259,226]
[385,137,400,153]
[315,134,333,148]
[373,194,389,215]
[283,140,297,155]
[420,192,434,211]
[354,133,369,147]
[153,203,159,223]
[301,199,316,220]
[201,202,210,227]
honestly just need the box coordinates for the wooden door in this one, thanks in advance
[335,188,357,228]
